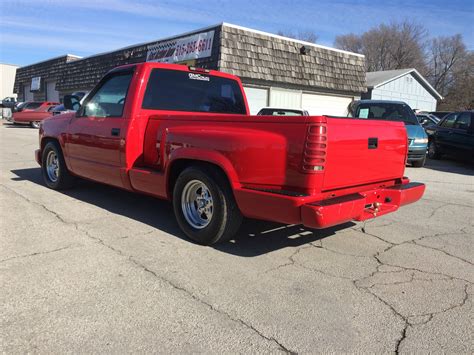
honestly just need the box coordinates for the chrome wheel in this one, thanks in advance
[31,121,40,128]
[46,150,59,183]
[181,179,213,229]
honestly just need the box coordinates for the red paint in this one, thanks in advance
[37,62,425,230]
[13,102,59,124]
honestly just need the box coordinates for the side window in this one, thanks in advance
[440,113,457,128]
[82,71,133,118]
[454,113,471,130]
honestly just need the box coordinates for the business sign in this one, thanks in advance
[146,30,214,63]
[31,77,41,91]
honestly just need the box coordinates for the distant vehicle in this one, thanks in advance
[416,113,440,128]
[4,101,34,121]
[15,101,58,113]
[0,97,18,110]
[425,111,474,161]
[429,111,451,120]
[12,102,59,128]
[348,100,428,167]
[257,107,310,116]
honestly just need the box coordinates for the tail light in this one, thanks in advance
[302,124,327,173]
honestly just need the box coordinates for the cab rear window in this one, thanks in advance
[142,69,246,114]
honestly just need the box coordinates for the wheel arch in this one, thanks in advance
[166,157,239,200]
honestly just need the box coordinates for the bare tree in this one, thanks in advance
[426,34,467,95]
[334,33,363,53]
[277,30,318,43]
[335,21,472,110]
[438,51,474,110]
[334,21,427,72]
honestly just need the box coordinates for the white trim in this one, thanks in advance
[20,54,82,69]
[222,23,365,58]
[0,62,20,68]
[370,68,443,100]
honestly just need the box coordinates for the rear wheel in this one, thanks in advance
[173,166,242,245]
[30,121,40,129]
[41,141,75,189]
[427,140,441,159]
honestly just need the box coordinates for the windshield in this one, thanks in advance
[24,102,42,110]
[352,102,419,125]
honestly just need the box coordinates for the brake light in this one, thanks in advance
[188,66,210,73]
[302,124,327,173]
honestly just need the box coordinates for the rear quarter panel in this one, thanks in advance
[141,114,325,194]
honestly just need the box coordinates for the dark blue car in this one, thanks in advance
[425,111,474,161]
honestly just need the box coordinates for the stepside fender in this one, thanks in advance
[165,147,241,197]
[159,124,288,195]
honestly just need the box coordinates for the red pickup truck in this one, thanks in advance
[36,63,425,245]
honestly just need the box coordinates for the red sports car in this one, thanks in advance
[12,102,59,128]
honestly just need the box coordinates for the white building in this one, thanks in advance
[0,63,19,99]
[364,68,442,111]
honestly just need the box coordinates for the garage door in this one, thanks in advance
[24,84,34,101]
[302,93,353,116]
[270,88,302,109]
[243,87,268,115]
[46,81,59,102]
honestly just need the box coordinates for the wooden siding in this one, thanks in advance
[219,25,366,94]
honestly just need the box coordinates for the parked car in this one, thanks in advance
[429,111,451,120]
[257,107,309,116]
[4,102,37,121]
[416,113,440,128]
[0,97,18,110]
[12,102,59,128]
[15,101,57,113]
[36,63,424,245]
[348,100,428,167]
[425,111,474,161]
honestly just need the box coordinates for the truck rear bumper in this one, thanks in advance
[234,182,425,229]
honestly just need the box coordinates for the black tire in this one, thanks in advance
[30,121,40,129]
[411,155,426,168]
[427,140,441,159]
[173,166,242,245]
[41,141,75,190]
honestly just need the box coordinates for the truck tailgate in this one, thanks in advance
[322,118,407,191]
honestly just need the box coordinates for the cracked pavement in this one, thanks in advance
[1,123,473,353]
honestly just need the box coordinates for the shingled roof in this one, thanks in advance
[219,23,366,94]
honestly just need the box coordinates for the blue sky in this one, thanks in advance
[1,0,473,66]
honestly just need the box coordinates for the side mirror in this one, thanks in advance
[63,95,81,111]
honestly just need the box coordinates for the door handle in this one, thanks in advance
[111,128,120,136]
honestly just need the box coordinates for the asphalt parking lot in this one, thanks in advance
[1,122,473,353]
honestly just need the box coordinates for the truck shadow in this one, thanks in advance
[10,167,353,257]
